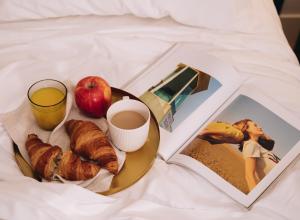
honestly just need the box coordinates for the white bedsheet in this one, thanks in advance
[1,1,300,219]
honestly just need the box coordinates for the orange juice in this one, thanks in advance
[30,87,66,130]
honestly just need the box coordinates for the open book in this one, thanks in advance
[124,43,300,207]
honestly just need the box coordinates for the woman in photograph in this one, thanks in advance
[233,119,280,191]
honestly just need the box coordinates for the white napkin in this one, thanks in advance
[1,82,126,193]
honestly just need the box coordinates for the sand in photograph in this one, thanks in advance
[182,139,249,194]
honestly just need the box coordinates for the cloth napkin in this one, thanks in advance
[0,82,126,193]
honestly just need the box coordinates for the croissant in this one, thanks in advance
[57,151,100,181]
[65,119,118,174]
[25,134,62,180]
[198,122,244,144]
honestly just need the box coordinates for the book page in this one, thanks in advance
[168,81,300,207]
[125,43,243,160]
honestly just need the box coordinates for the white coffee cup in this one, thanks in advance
[106,96,150,152]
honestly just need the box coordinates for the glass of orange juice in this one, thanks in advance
[27,79,67,131]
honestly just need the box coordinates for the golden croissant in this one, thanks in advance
[198,122,244,144]
[57,150,100,181]
[65,119,118,174]
[25,134,62,180]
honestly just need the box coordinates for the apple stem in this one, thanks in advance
[88,82,96,89]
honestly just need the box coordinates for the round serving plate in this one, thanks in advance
[13,87,160,195]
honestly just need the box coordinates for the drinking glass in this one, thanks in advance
[27,79,67,131]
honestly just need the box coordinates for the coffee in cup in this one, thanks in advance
[106,97,150,152]
[111,111,146,129]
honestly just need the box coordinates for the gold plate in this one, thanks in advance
[13,87,160,195]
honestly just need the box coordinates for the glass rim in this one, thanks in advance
[27,79,67,108]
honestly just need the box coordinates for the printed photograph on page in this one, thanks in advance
[139,63,221,132]
[180,95,300,194]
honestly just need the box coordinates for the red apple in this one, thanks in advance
[75,76,112,118]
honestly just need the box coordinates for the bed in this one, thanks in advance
[1,0,300,219]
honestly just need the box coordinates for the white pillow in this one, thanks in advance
[0,0,275,32]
